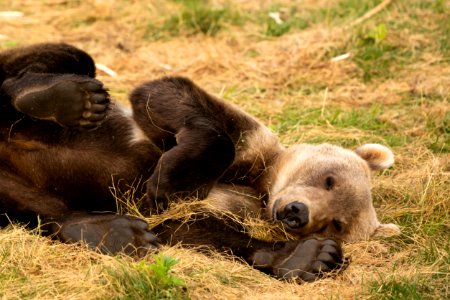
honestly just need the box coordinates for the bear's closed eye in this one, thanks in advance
[332,219,343,233]
[325,176,335,190]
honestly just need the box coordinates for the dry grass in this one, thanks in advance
[1,0,449,299]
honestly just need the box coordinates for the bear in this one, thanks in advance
[130,77,399,243]
[0,43,398,282]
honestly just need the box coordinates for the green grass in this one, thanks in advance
[145,0,244,39]
[107,254,187,299]
[355,24,408,81]
[261,0,395,37]
[426,110,449,153]
[142,0,405,39]
[273,104,387,131]
[369,276,432,300]
[329,0,384,20]
[398,96,449,154]
[324,0,449,81]
[327,22,414,81]
[369,230,448,298]
[270,103,409,147]
[1,40,19,48]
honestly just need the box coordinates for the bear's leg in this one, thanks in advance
[154,215,344,282]
[0,172,159,256]
[2,73,110,129]
[0,43,109,128]
[130,77,236,210]
[1,43,98,77]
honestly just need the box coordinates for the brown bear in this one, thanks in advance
[130,78,399,243]
[197,143,400,243]
[0,43,398,282]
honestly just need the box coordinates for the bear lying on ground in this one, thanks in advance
[0,43,399,282]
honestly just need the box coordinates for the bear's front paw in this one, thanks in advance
[15,76,110,129]
[58,214,160,257]
[252,238,344,282]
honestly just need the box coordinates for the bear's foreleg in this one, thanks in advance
[153,215,343,282]
[130,77,236,211]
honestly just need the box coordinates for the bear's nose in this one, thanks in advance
[278,202,309,229]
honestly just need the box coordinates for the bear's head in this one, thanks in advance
[266,143,400,242]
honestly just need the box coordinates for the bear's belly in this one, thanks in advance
[0,139,153,211]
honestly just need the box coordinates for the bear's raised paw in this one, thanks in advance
[14,76,110,129]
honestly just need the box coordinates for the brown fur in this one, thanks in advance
[0,43,346,282]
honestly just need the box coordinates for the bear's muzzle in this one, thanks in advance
[276,201,309,229]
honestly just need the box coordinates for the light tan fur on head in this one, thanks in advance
[264,143,399,242]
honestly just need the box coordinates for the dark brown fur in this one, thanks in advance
[0,43,343,282]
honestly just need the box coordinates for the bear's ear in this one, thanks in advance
[355,144,394,171]
[372,223,401,237]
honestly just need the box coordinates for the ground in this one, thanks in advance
[0,0,448,299]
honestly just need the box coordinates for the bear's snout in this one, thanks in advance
[277,202,309,229]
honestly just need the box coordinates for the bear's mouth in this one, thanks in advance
[272,198,281,221]
[315,224,328,234]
